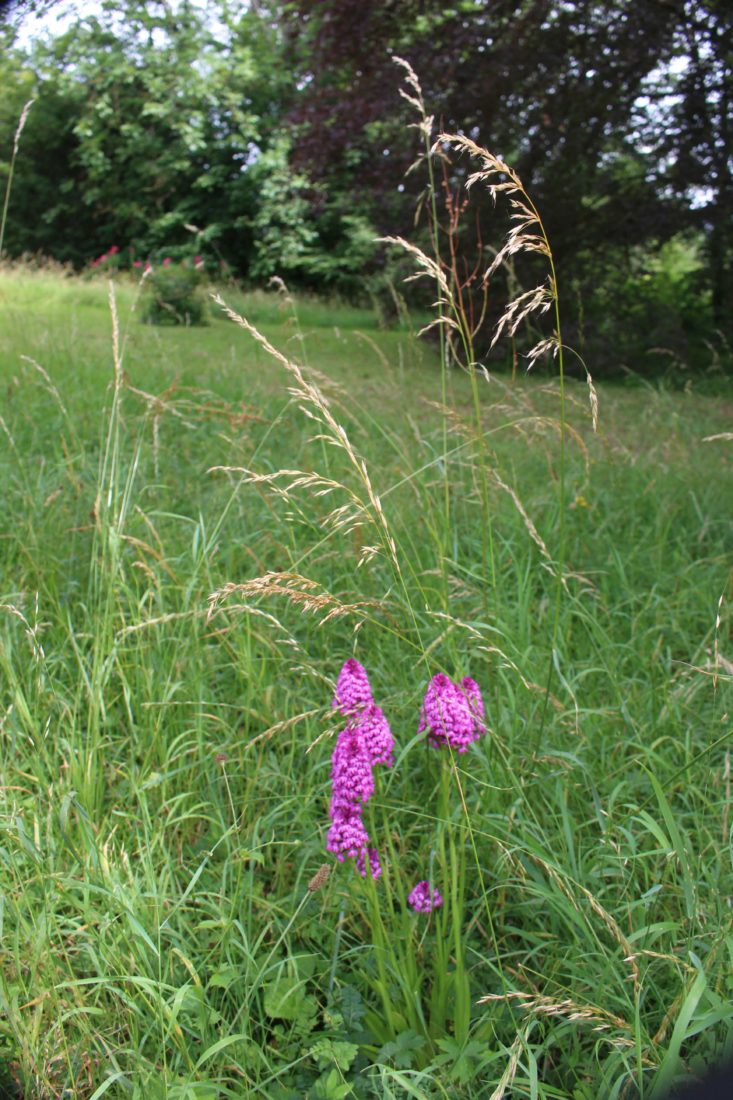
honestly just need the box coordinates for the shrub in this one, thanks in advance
[140,260,208,326]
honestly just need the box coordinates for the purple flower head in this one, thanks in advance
[354,704,394,768]
[408,880,443,913]
[327,721,375,862]
[327,809,369,861]
[461,676,485,721]
[418,673,485,753]
[356,846,382,879]
[326,659,395,872]
[333,658,373,715]
[329,724,374,813]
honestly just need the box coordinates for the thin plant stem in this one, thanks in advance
[0,100,34,260]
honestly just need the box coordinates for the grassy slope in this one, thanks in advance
[0,269,731,1099]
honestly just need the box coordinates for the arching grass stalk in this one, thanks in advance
[388,61,501,613]
[210,291,429,663]
[392,58,454,612]
[0,100,34,259]
[375,122,596,1048]
[433,133,597,746]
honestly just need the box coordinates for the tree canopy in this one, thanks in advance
[1,0,730,369]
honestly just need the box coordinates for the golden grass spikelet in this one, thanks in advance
[20,355,71,422]
[243,708,324,751]
[212,293,402,576]
[586,366,599,432]
[436,130,600,431]
[108,280,122,390]
[477,992,638,1051]
[205,601,309,669]
[714,592,725,692]
[13,99,35,156]
[490,283,554,349]
[209,464,377,544]
[436,132,552,275]
[486,1026,532,1100]
[377,235,451,300]
[489,470,553,565]
[393,55,425,114]
[525,336,559,371]
[528,853,640,989]
[207,574,379,627]
[0,601,45,661]
[435,133,521,192]
[421,388,592,484]
[393,55,434,145]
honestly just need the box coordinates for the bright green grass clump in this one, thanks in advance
[0,267,731,1099]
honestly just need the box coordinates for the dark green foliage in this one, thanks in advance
[1,1,731,370]
[0,2,292,272]
[284,0,733,364]
[140,261,208,326]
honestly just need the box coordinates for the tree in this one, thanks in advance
[1,0,294,271]
[642,0,732,335]
[0,32,95,264]
[282,0,729,363]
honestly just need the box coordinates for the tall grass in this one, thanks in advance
[0,80,732,1100]
[0,99,34,260]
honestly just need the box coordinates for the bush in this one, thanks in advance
[140,261,208,326]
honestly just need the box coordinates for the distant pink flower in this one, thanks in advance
[162,257,172,267]
[408,881,443,913]
[144,262,153,274]
[133,260,142,269]
[108,245,119,255]
[419,673,485,753]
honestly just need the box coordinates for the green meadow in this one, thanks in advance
[0,267,731,1099]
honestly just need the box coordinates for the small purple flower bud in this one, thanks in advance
[407,880,443,913]
[333,658,373,714]
[356,847,382,879]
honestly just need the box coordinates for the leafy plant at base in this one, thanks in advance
[141,261,208,326]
